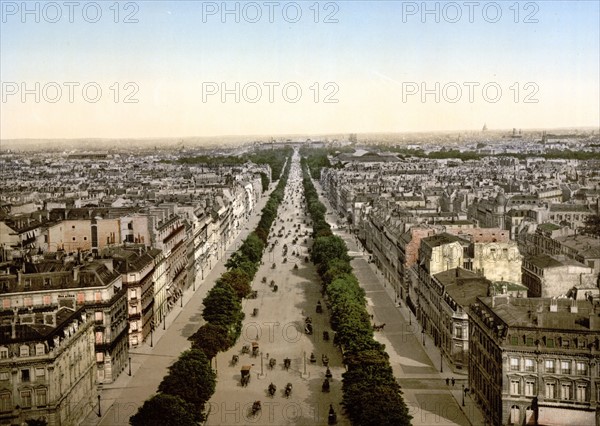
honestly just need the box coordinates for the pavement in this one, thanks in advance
[80,185,278,426]
[313,182,487,426]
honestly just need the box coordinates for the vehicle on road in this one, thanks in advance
[252,342,259,357]
[268,382,277,397]
[241,365,251,387]
[284,357,291,370]
[322,379,330,392]
[269,358,276,369]
[284,383,292,398]
[251,400,261,415]
[231,354,239,366]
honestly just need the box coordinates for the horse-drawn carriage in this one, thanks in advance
[322,354,329,367]
[272,263,276,269]
[261,276,267,283]
[323,331,330,341]
[325,367,332,379]
[241,365,251,387]
[231,354,239,366]
[251,342,259,357]
[322,378,330,392]
[284,357,291,370]
[251,400,261,415]
[269,358,276,369]
[304,316,313,333]
[272,285,278,292]
[252,308,259,317]
[241,345,250,354]
[247,290,258,299]
[284,383,292,398]
[316,301,323,313]
[310,352,317,363]
[268,382,277,397]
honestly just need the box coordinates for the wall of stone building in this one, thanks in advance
[96,218,121,249]
[473,242,522,284]
[541,266,595,298]
[429,242,464,275]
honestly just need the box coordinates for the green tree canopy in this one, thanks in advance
[130,394,197,426]
[158,349,216,421]
[217,269,252,300]
[188,323,231,359]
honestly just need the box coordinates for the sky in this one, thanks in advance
[1,0,599,140]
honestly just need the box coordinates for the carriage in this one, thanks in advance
[231,354,239,366]
[325,367,333,379]
[269,358,276,369]
[310,352,317,363]
[251,342,259,357]
[241,345,250,354]
[268,382,277,397]
[272,285,278,292]
[283,357,291,370]
[328,405,337,424]
[252,308,259,317]
[261,276,267,283]
[240,365,251,387]
[284,383,293,398]
[323,331,330,341]
[322,354,329,367]
[272,263,276,269]
[251,400,261,415]
[248,290,258,299]
[322,378,330,392]
[316,301,323,313]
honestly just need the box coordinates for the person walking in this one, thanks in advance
[451,377,455,386]
[446,378,450,386]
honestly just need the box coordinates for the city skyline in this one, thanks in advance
[1,0,599,140]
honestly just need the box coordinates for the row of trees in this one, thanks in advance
[130,154,292,425]
[177,147,293,185]
[301,156,412,426]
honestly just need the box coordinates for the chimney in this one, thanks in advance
[570,299,578,313]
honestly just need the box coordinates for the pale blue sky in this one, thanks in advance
[1,1,599,138]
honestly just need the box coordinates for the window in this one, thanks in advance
[562,339,570,348]
[95,332,103,344]
[576,362,587,375]
[0,348,8,359]
[561,361,571,374]
[21,369,30,382]
[35,368,45,378]
[20,390,32,408]
[561,383,572,400]
[43,278,51,286]
[525,358,535,372]
[511,336,518,345]
[35,344,44,356]
[131,322,138,331]
[95,311,103,323]
[36,388,47,406]
[545,382,556,399]
[510,380,520,395]
[525,381,535,397]
[0,371,9,381]
[24,279,31,289]
[576,384,588,402]
[19,345,29,357]
[455,326,463,339]
[545,360,555,373]
[510,358,519,371]
[546,338,554,348]
[526,337,534,346]
[0,392,10,412]
[96,352,104,363]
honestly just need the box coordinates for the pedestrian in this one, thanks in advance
[451,377,455,386]
[446,378,450,386]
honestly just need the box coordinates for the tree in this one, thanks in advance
[202,282,243,328]
[188,323,231,359]
[218,269,252,300]
[311,236,350,269]
[158,349,216,422]
[130,394,196,426]
[582,215,600,237]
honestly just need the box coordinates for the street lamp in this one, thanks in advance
[97,395,101,417]
[128,357,131,376]
[462,384,465,406]
[440,349,443,373]
[422,328,425,346]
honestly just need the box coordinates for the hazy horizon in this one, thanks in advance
[2,1,599,140]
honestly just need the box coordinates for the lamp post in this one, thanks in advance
[422,328,425,346]
[462,384,465,406]
[128,357,131,376]
[97,395,101,417]
[440,349,443,373]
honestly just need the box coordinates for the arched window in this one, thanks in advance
[510,405,520,424]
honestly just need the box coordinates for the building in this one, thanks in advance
[0,306,96,425]
[469,296,600,426]
[522,254,596,298]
